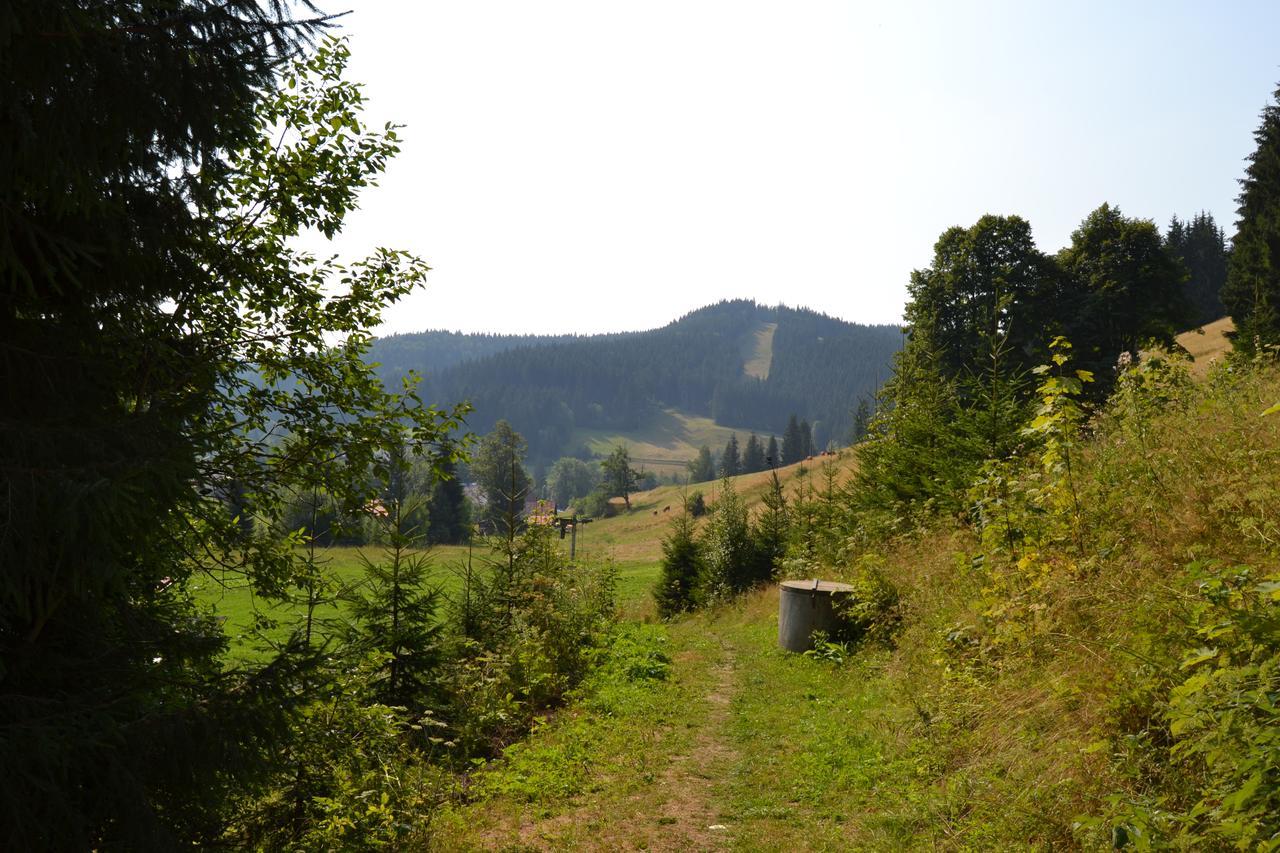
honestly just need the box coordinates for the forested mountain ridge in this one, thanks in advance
[368,300,904,464]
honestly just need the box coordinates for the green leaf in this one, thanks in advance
[1179,646,1219,669]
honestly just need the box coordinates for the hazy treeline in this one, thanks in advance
[372,300,904,464]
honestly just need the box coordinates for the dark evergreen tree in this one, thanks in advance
[742,433,766,474]
[349,497,443,711]
[427,456,471,545]
[687,445,716,483]
[799,420,816,457]
[1223,82,1280,352]
[850,397,873,443]
[653,498,705,617]
[782,415,805,464]
[752,470,789,581]
[1166,212,1229,328]
[765,435,781,468]
[720,434,742,477]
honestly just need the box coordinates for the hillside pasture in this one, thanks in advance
[569,408,773,477]
[574,450,858,564]
[1175,315,1234,376]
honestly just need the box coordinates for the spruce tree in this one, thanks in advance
[472,421,531,532]
[851,398,873,442]
[752,470,789,582]
[349,497,443,711]
[1058,203,1188,394]
[765,435,781,468]
[1224,82,1280,352]
[427,456,470,545]
[782,414,804,464]
[742,433,766,474]
[800,419,816,457]
[702,478,756,595]
[720,434,741,477]
[1166,212,1229,328]
[654,498,705,617]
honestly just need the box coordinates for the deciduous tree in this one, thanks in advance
[688,445,716,483]
[601,445,639,510]
[1,21,464,848]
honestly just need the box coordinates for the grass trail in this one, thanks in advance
[436,587,918,851]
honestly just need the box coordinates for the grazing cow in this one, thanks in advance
[652,510,658,515]
[663,505,670,512]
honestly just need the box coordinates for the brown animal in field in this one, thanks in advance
[663,505,670,512]
[652,510,658,515]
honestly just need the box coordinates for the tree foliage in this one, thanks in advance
[547,456,599,508]
[347,496,444,711]
[741,433,766,474]
[1166,211,1229,329]
[1,25,467,847]
[720,433,742,477]
[1224,82,1280,352]
[1057,203,1188,392]
[654,498,705,618]
[471,420,530,533]
[701,478,756,597]
[426,456,471,545]
[688,445,716,483]
[601,445,639,510]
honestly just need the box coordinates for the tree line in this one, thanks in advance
[375,300,904,465]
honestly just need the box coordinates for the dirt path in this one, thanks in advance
[500,636,741,851]
[645,641,739,848]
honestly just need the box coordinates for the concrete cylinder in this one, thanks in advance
[778,579,856,652]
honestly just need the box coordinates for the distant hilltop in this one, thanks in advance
[369,300,903,467]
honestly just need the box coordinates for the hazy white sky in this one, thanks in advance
[310,1,1280,335]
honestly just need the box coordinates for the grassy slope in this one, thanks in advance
[196,544,472,660]
[1174,315,1234,377]
[571,409,776,477]
[578,450,857,565]
[439,333,1280,848]
[742,321,777,380]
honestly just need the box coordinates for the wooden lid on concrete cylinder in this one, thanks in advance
[778,578,855,652]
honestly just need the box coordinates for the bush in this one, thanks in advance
[687,490,707,517]
[1104,560,1280,849]
[701,478,756,597]
[654,502,704,618]
[577,487,613,519]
